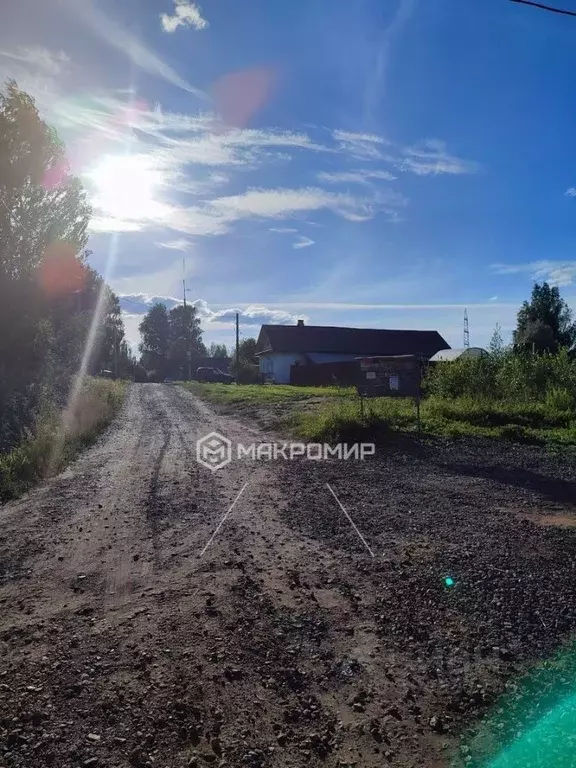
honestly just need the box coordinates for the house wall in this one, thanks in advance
[259,352,308,383]
[307,353,361,364]
[260,352,364,383]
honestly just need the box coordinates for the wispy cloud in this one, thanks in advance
[209,186,381,222]
[0,46,69,76]
[400,139,480,176]
[161,0,208,32]
[292,236,315,249]
[0,44,477,240]
[331,130,478,176]
[364,0,417,121]
[62,0,208,99]
[318,169,396,185]
[565,187,576,197]
[333,129,390,160]
[492,260,576,287]
[156,239,193,251]
[269,227,298,234]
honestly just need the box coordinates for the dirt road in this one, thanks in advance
[1,384,576,768]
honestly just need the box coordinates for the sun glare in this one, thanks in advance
[87,154,166,223]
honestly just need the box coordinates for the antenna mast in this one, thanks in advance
[182,256,187,307]
[463,308,470,349]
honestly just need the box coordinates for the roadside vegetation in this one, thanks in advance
[0,82,133,501]
[0,378,126,503]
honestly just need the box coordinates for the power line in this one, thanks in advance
[510,0,576,18]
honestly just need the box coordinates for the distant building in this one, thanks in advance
[429,347,487,362]
[256,320,450,384]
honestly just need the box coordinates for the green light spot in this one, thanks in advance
[444,576,455,587]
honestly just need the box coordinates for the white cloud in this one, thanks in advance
[491,260,576,287]
[317,169,396,185]
[566,188,576,197]
[118,294,304,326]
[209,186,389,223]
[332,129,390,160]
[161,0,208,32]
[400,140,479,176]
[0,45,475,240]
[0,46,69,76]
[62,0,208,99]
[208,304,306,326]
[292,236,315,249]
[119,293,182,313]
[270,227,298,233]
[332,131,478,176]
[156,239,193,251]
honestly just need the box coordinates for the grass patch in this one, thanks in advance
[0,377,127,503]
[293,395,576,444]
[184,382,576,446]
[181,381,355,404]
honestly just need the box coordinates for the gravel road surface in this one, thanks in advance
[1,384,576,768]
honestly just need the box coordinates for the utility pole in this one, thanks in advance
[463,308,470,349]
[235,312,240,368]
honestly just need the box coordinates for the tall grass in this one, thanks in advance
[0,377,127,503]
[425,348,576,403]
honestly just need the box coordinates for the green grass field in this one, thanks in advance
[182,381,355,404]
[182,382,576,447]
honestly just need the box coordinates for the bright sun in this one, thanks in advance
[88,154,166,223]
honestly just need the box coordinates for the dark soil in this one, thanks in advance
[1,385,575,768]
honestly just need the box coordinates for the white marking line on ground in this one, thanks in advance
[326,483,375,558]
[198,481,250,557]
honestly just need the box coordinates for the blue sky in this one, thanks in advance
[2,0,576,353]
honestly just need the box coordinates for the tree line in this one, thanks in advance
[137,302,258,381]
[0,82,133,452]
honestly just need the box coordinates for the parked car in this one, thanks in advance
[196,367,234,383]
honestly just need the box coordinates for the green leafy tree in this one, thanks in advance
[514,282,576,353]
[209,342,228,358]
[237,338,258,364]
[231,337,260,383]
[0,81,90,281]
[139,303,170,377]
[168,304,206,379]
[0,82,92,448]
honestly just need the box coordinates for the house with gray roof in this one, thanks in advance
[255,320,450,384]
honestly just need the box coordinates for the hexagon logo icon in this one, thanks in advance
[196,431,232,471]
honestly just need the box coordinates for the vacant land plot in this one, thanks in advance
[183,382,576,446]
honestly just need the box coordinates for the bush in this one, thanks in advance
[426,348,576,403]
[231,362,261,384]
